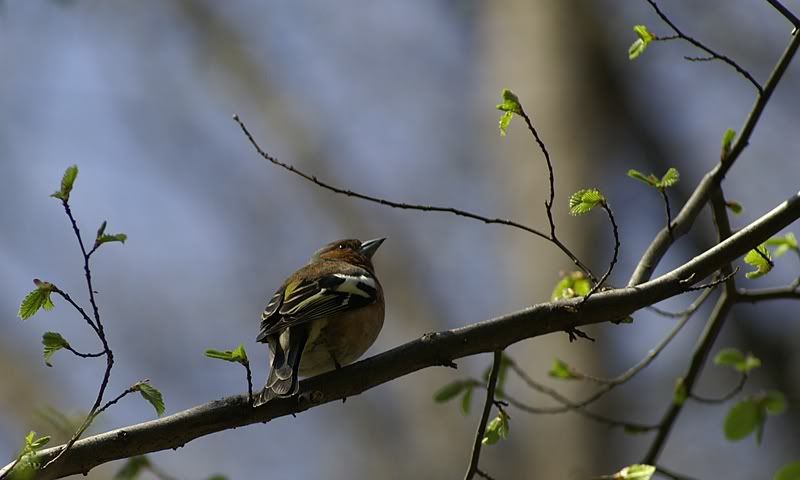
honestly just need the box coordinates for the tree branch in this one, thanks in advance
[233,114,597,281]
[688,373,747,404]
[629,29,800,286]
[765,0,800,29]
[643,292,734,464]
[2,190,797,479]
[463,351,502,480]
[646,0,763,93]
[736,282,800,302]
[509,288,712,415]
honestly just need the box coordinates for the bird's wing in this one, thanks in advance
[257,264,379,340]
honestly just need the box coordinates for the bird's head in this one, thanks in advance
[312,237,386,270]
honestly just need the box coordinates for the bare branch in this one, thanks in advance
[504,290,709,421]
[463,351,502,480]
[765,0,800,29]
[646,0,763,93]
[51,288,100,337]
[583,202,620,302]
[659,189,673,237]
[643,292,734,464]
[688,373,747,404]
[63,346,105,359]
[736,281,800,303]
[233,114,597,281]
[502,392,658,432]
[43,201,116,471]
[679,268,738,293]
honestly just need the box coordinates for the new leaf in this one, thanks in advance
[612,464,655,480]
[205,344,248,365]
[481,410,510,445]
[569,189,605,215]
[628,25,655,60]
[18,281,55,320]
[42,332,71,367]
[743,245,773,279]
[713,347,760,373]
[548,358,577,380]
[496,88,522,136]
[50,165,78,202]
[775,461,800,480]
[551,271,591,300]
[766,232,798,257]
[134,382,165,417]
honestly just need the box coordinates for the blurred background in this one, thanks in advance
[1,1,799,478]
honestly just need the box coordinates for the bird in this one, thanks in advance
[253,237,386,406]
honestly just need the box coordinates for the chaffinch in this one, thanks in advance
[253,237,386,406]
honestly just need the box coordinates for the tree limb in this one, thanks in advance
[4,190,799,479]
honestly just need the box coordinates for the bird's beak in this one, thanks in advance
[359,237,386,258]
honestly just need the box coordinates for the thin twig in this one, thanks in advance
[646,0,763,93]
[51,288,99,336]
[503,393,659,432]
[659,189,673,237]
[582,203,620,303]
[42,201,117,471]
[736,281,800,302]
[62,201,106,332]
[680,268,739,293]
[518,107,556,232]
[509,290,710,412]
[464,351,503,480]
[689,374,747,404]
[516,106,597,283]
[575,289,714,386]
[642,184,739,463]
[683,55,715,62]
[645,305,694,318]
[63,346,105,359]
[233,115,596,282]
[645,288,716,318]
[243,360,254,405]
[644,292,734,464]
[500,289,710,430]
[233,116,548,237]
[475,468,497,480]
[94,386,139,418]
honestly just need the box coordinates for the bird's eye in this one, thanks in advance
[338,243,346,249]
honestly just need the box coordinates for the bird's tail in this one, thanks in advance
[253,326,309,407]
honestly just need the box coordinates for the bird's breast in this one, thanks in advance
[298,301,385,377]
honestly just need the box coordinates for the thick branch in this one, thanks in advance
[765,0,800,28]
[5,191,800,479]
